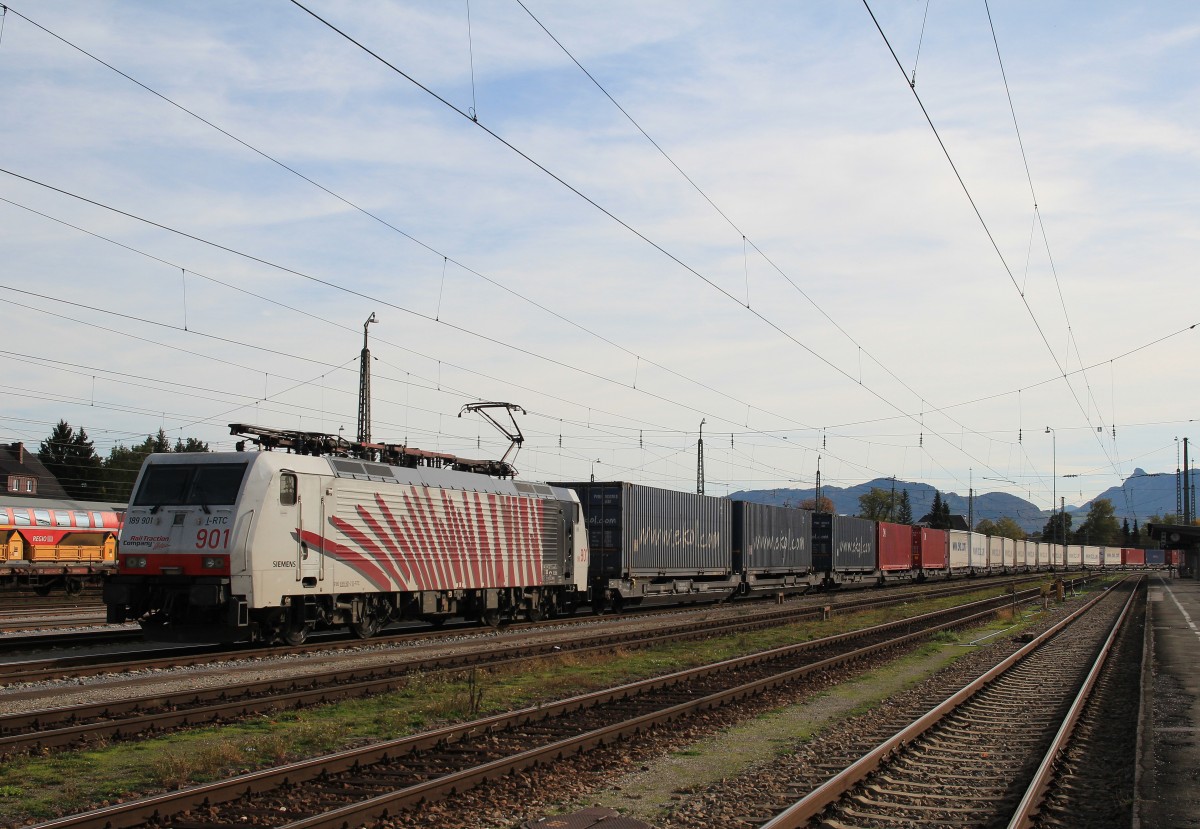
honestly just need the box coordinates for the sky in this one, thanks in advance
[1,1,1197,517]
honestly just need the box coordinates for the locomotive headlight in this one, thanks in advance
[202,556,226,569]
[125,556,147,568]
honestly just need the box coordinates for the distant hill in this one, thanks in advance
[731,467,1190,534]
[1075,468,1189,524]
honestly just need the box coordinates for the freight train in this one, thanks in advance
[1,499,124,594]
[102,424,1159,644]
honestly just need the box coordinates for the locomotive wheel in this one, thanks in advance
[282,623,311,646]
[351,612,382,639]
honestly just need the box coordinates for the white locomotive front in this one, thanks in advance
[105,449,589,644]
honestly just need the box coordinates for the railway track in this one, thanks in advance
[757,575,1142,828]
[12,577,1062,829]
[0,574,1059,684]
[0,579,1073,756]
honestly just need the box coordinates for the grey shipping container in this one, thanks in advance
[812,513,876,573]
[550,481,732,578]
[732,501,812,574]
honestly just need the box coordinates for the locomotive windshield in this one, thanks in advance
[132,462,249,508]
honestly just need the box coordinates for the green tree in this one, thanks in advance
[858,487,899,521]
[173,437,211,453]
[800,495,835,512]
[1042,510,1073,545]
[974,518,997,536]
[38,420,102,500]
[896,490,913,525]
[1074,498,1122,545]
[101,429,201,501]
[926,491,952,530]
[992,516,1026,541]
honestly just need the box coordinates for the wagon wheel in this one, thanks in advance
[34,583,53,597]
[525,604,545,623]
[481,608,501,628]
[64,577,84,597]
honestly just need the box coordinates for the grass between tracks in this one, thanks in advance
[0,577,1093,823]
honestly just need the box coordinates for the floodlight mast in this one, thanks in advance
[459,402,527,471]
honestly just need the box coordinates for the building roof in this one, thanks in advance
[0,443,70,499]
[916,512,971,531]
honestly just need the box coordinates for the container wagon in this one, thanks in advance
[1067,545,1083,569]
[877,521,913,582]
[912,527,948,580]
[1101,546,1121,568]
[731,501,816,594]
[812,513,876,587]
[967,531,988,574]
[560,481,735,611]
[1122,548,1145,568]
[947,530,971,575]
[1,502,123,594]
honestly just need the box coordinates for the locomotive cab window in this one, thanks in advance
[280,472,297,506]
[132,462,249,508]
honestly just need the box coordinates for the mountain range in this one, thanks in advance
[731,468,1193,534]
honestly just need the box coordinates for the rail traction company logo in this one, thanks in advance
[124,535,170,545]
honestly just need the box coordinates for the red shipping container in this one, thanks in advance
[918,527,948,570]
[1122,548,1145,567]
[1169,550,1183,567]
[877,521,911,571]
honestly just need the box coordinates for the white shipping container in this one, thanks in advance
[987,536,1004,570]
[1083,545,1101,566]
[968,532,988,571]
[947,530,971,571]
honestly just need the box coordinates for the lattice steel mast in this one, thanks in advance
[356,312,376,445]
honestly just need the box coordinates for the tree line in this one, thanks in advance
[35,420,210,503]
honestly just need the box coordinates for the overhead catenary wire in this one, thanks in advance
[4,2,1116,508]
[4,8,1176,513]
[861,0,1125,498]
[0,191,890,488]
[515,0,1003,461]
[286,0,1019,492]
[0,4,794,443]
